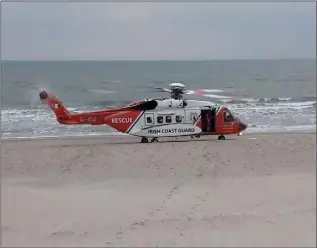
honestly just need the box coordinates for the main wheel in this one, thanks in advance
[151,138,158,143]
[141,137,148,143]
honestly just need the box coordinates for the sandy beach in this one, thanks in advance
[1,132,316,247]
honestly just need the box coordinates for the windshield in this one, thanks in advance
[224,110,236,122]
[229,110,239,120]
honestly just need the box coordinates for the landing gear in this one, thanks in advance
[140,137,159,143]
[218,135,225,140]
[141,137,148,143]
[151,138,159,143]
[191,134,201,139]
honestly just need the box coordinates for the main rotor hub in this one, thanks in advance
[169,83,186,99]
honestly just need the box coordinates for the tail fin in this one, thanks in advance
[39,90,71,123]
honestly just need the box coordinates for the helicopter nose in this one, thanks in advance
[238,121,247,131]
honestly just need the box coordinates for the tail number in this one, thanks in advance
[80,117,96,122]
[112,118,133,123]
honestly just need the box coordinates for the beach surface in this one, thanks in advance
[1,132,316,247]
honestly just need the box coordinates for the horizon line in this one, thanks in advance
[2,57,316,62]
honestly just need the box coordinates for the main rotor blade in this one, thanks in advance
[86,89,116,94]
[168,80,184,83]
[185,89,232,98]
[135,85,172,93]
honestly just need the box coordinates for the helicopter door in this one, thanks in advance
[185,110,198,124]
[144,113,155,127]
[201,109,216,132]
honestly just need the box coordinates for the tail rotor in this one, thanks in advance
[39,89,71,122]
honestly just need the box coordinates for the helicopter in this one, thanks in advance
[38,83,248,143]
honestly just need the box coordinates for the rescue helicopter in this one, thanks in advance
[38,83,248,143]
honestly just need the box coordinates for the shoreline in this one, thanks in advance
[2,129,316,143]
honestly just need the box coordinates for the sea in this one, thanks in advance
[1,59,316,139]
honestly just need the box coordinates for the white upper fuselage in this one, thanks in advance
[126,98,222,137]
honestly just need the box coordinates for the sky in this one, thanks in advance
[1,2,316,60]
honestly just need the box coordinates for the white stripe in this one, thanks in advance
[126,111,144,133]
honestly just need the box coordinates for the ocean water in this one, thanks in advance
[1,59,316,139]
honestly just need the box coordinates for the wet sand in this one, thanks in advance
[1,132,316,247]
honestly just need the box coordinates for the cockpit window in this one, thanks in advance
[230,111,239,120]
[223,111,235,122]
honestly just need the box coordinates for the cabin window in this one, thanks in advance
[146,117,152,124]
[190,113,198,122]
[223,111,235,123]
[176,115,182,123]
[157,116,164,124]
[166,116,172,123]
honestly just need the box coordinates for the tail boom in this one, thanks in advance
[39,90,117,125]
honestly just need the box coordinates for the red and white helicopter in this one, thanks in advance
[39,82,248,143]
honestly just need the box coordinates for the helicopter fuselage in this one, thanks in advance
[104,98,247,140]
[40,91,248,143]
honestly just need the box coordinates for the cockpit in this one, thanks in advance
[223,109,236,123]
[222,107,247,133]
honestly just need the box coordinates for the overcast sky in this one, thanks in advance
[2,2,316,60]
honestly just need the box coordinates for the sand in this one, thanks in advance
[1,132,316,247]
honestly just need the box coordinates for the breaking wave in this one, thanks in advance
[1,98,316,139]
[218,96,316,104]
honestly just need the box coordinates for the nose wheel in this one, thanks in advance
[191,134,201,139]
[218,135,225,140]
